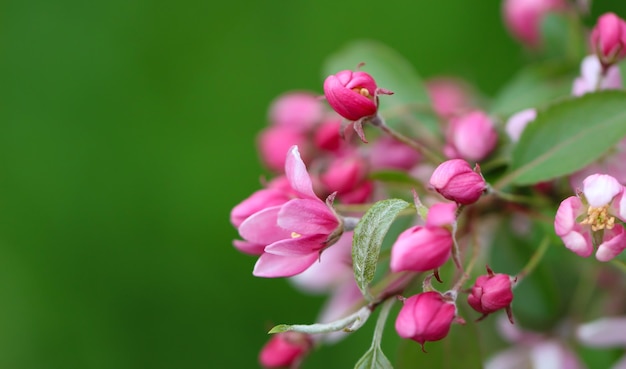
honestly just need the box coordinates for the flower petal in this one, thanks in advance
[595,224,626,261]
[278,199,339,235]
[583,174,622,207]
[232,240,265,255]
[238,206,291,245]
[285,146,317,199]
[252,252,319,278]
[577,316,626,347]
[264,234,327,256]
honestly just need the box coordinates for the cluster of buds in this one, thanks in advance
[230,7,626,368]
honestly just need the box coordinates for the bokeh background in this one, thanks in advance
[1,0,625,368]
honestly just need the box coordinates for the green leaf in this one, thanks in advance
[489,61,577,118]
[496,90,626,188]
[354,346,393,369]
[353,199,412,301]
[322,40,438,134]
[539,13,586,63]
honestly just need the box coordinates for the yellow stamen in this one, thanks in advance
[352,87,371,97]
[291,232,301,239]
[580,205,615,232]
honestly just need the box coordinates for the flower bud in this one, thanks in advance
[444,111,497,162]
[395,291,457,350]
[502,0,566,48]
[426,77,475,118]
[323,69,381,121]
[313,118,343,152]
[590,12,626,66]
[257,126,310,172]
[368,136,421,171]
[269,91,324,132]
[390,225,452,273]
[259,332,312,368]
[320,154,368,195]
[429,159,487,205]
[467,266,515,321]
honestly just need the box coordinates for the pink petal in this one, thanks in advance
[561,230,593,257]
[577,317,626,347]
[252,252,319,278]
[554,197,583,237]
[232,240,265,255]
[595,225,626,261]
[238,206,291,245]
[264,234,327,256]
[285,146,317,199]
[583,174,622,207]
[230,188,289,227]
[278,199,339,235]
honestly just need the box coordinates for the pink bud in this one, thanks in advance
[368,136,421,171]
[425,202,457,228]
[390,225,452,273]
[395,291,456,349]
[313,118,343,152]
[259,332,311,369]
[269,91,324,132]
[444,111,498,162]
[426,77,475,118]
[320,155,368,194]
[323,70,381,121]
[590,12,626,65]
[467,266,515,320]
[502,0,567,48]
[336,180,374,205]
[257,126,310,172]
[429,159,487,205]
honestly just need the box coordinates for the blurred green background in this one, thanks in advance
[0,0,624,368]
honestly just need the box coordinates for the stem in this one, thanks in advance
[488,187,548,207]
[370,115,444,164]
[371,298,395,347]
[610,259,626,274]
[517,236,551,281]
[452,230,480,292]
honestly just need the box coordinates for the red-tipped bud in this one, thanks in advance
[429,159,487,205]
[259,332,312,368]
[395,291,457,350]
[467,266,515,322]
[323,69,390,121]
[444,110,497,162]
[591,12,626,66]
[390,225,452,273]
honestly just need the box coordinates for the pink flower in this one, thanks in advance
[502,0,567,48]
[368,136,421,171]
[591,12,626,66]
[467,266,515,322]
[313,118,343,152]
[505,108,536,142]
[320,154,368,195]
[259,332,312,369]
[554,174,626,261]
[429,159,487,205]
[238,146,343,278]
[572,55,623,96]
[268,91,324,132]
[444,110,498,162]
[390,202,456,273]
[425,77,475,118]
[257,126,310,172]
[395,291,457,350]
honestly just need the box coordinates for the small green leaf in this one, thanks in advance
[322,40,437,134]
[496,90,626,188]
[353,199,412,301]
[354,346,393,369]
[267,306,372,335]
[490,61,577,118]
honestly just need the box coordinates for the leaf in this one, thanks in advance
[354,346,393,369]
[268,306,371,335]
[496,90,626,188]
[489,61,577,118]
[322,40,438,134]
[352,199,412,301]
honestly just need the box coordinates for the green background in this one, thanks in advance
[0,0,624,368]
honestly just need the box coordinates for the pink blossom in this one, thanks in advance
[320,154,368,195]
[395,291,457,350]
[230,188,290,229]
[323,70,380,121]
[505,108,537,142]
[425,77,475,118]
[259,332,312,369]
[313,118,343,152]
[368,136,421,171]
[390,203,456,273]
[572,55,623,96]
[467,266,515,321]
[268,91,324,132]
[238,146,342,278]
[429,159,487,205]
[444,110,498,162]
[591,12,626,66]
[257,126,310,172]
[502,0,567,48]
[554,174,626,261]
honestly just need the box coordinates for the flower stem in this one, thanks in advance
[610,259,626,274]
[517,236,551,281]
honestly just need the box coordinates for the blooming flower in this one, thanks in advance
[554,174,626,261]
[237,146,343,277]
